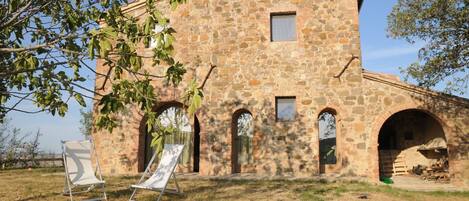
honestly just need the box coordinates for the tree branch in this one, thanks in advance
[8,2,53,29]
[122,65,166,79]
[0,61,68,77]
[1,106,44,114]
[0,1,33,29]
[4,92,34,114]
[70,82,105,97]
[0,34,77,53]
[80,60,109,77]
[97,66,114,91]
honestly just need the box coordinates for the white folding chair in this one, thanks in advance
[62,140,107,201]
[129,144,184,201]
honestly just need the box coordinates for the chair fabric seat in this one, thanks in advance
[130,184,162,190]
[62,140,107,200]
[131,171,168,190]
[129,144,185,201]
[73,176,105,186]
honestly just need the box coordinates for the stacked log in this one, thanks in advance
[411,157,449,183]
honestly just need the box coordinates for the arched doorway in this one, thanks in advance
[231,110,254,174]
[142,103,200,172]
[378,109,448,180]
[318,110,337,174]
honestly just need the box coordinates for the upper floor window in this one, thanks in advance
[276,97,296,121]
[270,13,297,42]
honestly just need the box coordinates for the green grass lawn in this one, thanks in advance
[0,168,468,201]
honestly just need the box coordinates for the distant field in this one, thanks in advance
[0,168,468,201]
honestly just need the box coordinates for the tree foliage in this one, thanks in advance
[0,119,42,169]
[79,108,92,137]
[388,0,469,94]
[0,0,212,149]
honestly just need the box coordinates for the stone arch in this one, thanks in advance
[369,104,452,181]
[314,105,344,133]
[137,101,201,172]
[231,109,254,174]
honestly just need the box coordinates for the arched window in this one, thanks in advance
[319,111,337,167]
[144,105,199,172]
[157,106,192,162]
[232,110,254,173]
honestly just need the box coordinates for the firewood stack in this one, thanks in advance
[412,156,450,183]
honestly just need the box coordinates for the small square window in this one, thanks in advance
[271,13,297,41]
[276,97,296,121]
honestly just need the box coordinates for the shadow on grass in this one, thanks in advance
[107,188,134,199]
[17,192,63,201]
[4,168,469,201]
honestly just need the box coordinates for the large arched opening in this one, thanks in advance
[377,109,449,180]
[139,102,200,173]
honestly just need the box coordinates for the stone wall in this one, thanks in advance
[362,72,469,186]
[91,0,469,187]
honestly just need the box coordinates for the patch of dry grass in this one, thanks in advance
[0,168,468,201]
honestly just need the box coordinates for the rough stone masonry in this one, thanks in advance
[92,0,469,187]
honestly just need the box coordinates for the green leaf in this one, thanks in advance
[58,104,68,117]
[27,56,39,69]
[74,93,86,107]
[151,134,164,157]
[9,0,18,11]
[99,39,112,58]
[102,26,117,38]
[190,93,202,114]
[101,0,110,7]
[88,37,95,58]
[0,95,7,104]
[144,17,153,35]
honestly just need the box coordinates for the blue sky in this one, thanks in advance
[6,0,448,152]
[6,61,95,153]
[359,0,424,75]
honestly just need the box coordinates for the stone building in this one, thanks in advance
[92,0,469,186]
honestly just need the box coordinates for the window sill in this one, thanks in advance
[270,40,298,43]
[275,119,297,123]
